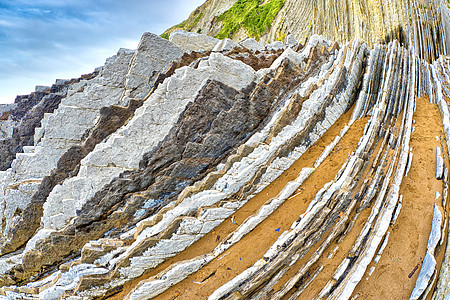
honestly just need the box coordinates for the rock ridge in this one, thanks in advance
[0,7,449,300]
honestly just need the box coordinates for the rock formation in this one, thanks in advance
[0,76,98,172]
[164,0,449,61]
[0,0,449,300]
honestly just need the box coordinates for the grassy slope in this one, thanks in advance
[215,0,284,40]
[162,0,285,40]
[161,2,208,39]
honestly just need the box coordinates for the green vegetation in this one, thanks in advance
[160,0,284,41]
[173,20,188,30]
[191,12,204,29]
[161,10,204,40]
[277,32,286,41]
[215,0,285,40]
[160,32,170,40]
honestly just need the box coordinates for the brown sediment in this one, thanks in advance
[109,103,368,299]
[277,204,373,299]
[0,111,10,121]
[225,47,284,71]
[277,113,400,299]
[15,52,327,288]
[351,96,447,299]
[121,96,445,300]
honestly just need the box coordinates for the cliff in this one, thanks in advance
[164,0,450,61]
[0,1,449,300]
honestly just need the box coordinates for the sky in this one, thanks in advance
[0,0,206,103]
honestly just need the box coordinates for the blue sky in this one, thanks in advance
[0,0,205,103]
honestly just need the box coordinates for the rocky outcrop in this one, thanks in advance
[0,78,93,171]
[170,31,220,52]
[0,3,449,300]
[164,0,448,61]
[0,33,185,257]
[0,47,134,260]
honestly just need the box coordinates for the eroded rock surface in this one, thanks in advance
[0,77,95,171]
[164,0,449,61]
[170,31,219,52]
[0,10,450,300]
[0,33,185,257]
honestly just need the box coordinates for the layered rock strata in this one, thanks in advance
[0,33,185,256]
[165,0,450,61]
[0,26,450,300]
[0,47,134,258]
[0,78,95,171]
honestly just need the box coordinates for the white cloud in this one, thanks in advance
[0,20,14,27]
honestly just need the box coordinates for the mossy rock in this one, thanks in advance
[161,0,285,41]
[215,0,285,40]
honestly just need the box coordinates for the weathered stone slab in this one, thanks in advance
[169,30,219,52]
[437,146,444,179]
[239,38,264,51]
[410,251,437,300]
